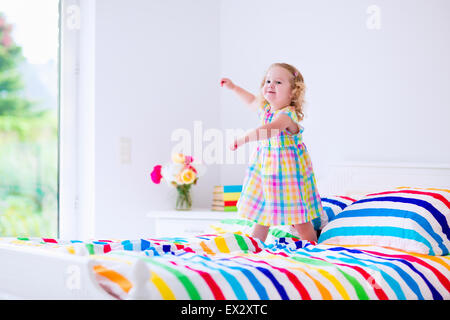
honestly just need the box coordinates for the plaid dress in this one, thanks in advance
[237,104,324,226]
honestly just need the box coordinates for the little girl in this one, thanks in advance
[220,62,324,243]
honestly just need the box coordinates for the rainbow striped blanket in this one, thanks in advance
[1,233,449,300]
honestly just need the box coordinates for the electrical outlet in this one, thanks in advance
[119,137,132,164]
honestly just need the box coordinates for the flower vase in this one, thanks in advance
[175,184,192,211]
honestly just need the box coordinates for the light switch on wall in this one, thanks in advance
[119,137,132,164]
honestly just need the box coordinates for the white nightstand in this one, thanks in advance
[146,209,238,238]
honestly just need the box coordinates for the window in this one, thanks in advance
[0,1,60,237]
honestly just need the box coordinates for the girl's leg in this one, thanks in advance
[251,223,270,243]
[292,221,317,242]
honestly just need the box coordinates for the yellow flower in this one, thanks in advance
[172,152,185,164]
[180,168,196,184]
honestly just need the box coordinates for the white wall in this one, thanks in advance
[93,0,221,238]
[219,0,450,187]
[76,0,450,238]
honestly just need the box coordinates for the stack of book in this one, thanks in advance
[212,185,242,212]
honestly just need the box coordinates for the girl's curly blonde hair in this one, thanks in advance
[258,62,306,121]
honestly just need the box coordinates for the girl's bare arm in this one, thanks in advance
[230,114,292,150]
[220,78,259,112]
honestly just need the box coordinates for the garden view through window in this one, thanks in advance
[0,1,59,237]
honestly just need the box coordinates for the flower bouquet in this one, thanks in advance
[150,153,206,210]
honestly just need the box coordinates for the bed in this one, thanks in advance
[0,162,449,300]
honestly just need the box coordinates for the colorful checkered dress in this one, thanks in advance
[237,104,324,226]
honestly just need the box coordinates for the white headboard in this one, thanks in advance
[317,162,450,196]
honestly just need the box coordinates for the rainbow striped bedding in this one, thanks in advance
[1,232,449,300]
[89,234,450,300]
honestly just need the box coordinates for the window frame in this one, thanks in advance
[59,0,96,239]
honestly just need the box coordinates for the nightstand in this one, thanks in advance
[146,209,238,238]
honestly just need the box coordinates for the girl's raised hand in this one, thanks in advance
[230,140,238,151]
[229,137,246,151]
[220,77,235,90]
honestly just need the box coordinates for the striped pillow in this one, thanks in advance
[312,195,358,230]
[318,188,450,256]
[211,196,358,243]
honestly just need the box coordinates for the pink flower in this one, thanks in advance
[1,34,11,48]
[184,155,194,165]
[150,165,162,184]
[186,164,197,174]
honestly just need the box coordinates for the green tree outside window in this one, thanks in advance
[0,12,58,238]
